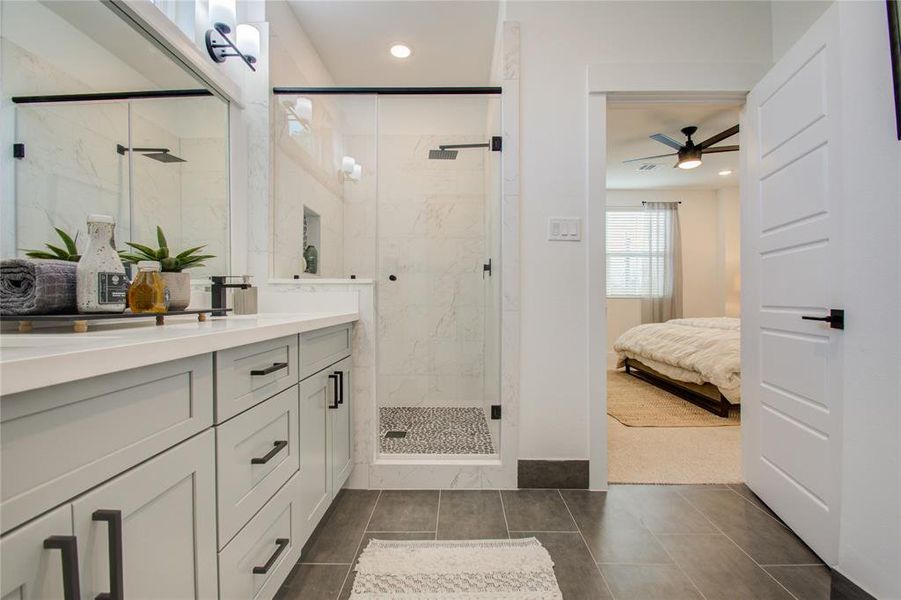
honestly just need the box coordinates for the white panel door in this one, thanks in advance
[742,5,843,564]
[73,431,218,600]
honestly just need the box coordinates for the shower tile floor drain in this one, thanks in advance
[379,407,496,455]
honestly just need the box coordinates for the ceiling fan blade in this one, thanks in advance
[701,144,739,154]
[697,125,739,150]
[623,152,678,164]
[649,133,684,150]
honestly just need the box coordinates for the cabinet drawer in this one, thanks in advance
[300,324,352,380]
[216,335,298,423]
[1,505,72,600]
[1,354,213,534]
[217,385,300,546]
[219,473,303,600]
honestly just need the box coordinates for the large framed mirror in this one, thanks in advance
[1,0,230,279]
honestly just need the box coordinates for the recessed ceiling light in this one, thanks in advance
[390,43,412,59]
[719,170,733,176]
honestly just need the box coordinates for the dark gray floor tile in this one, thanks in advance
[765,565,831,600]
[678,488,822,565]
[728,483,784,521]
[501,490,577,532]
[511,532,612,599]
[560,490,671,564]
[276,564,349,600]
[613,485,718,534]
[301,489,380,564]
[658,534,794,599]
[437,490,508,540]
[600,564,703,599]
[366,490,439,532]
[338,533,434,600]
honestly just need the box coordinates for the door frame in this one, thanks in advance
[585,62,768,490]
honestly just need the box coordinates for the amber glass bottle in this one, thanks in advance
[128,261,168,313]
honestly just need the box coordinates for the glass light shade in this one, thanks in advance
[342,156,356,174]
[351,164,362,181]
[209,0,236,32]
[294,97,313,123]
[678,159,702,170]
[236,24,260,60]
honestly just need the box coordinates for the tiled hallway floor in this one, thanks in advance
[275,484,837,600]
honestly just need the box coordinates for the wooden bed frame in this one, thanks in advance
[623,357,733,418]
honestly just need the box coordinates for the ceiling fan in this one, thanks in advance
[624,124,739,170]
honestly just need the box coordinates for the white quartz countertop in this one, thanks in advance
[0,312,358,396]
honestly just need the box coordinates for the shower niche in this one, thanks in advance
[274,92,503,458]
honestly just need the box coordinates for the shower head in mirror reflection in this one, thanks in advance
[116,144,186,164]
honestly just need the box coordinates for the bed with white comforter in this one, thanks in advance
[614,317,741,403]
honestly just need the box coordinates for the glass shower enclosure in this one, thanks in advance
[273,90,502,458]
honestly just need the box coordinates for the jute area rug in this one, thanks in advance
[349,537,563,599]
[607,370,740,427]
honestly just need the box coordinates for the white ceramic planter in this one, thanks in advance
[161,272,191,311]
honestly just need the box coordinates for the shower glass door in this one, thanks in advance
[376,94,501,457]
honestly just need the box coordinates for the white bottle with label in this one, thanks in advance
[76,214,128,313]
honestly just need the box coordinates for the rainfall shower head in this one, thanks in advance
[428,139,499,160]
[116,144,186,163]
[428,149,458,160]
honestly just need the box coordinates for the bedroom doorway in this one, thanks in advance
[603,101,743,484]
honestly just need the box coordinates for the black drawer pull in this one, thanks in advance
[252,538,289,575]
[328,373,339,409]
[251,440,288,465]
[92,510,124,600]
[251,362,288,376]
[44,535,81,600]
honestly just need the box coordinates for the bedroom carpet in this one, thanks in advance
[607,369,740,427]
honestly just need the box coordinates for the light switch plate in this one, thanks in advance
[548,217,582,241]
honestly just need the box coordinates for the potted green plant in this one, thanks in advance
[119,227,214,311]
[23,228,81,261]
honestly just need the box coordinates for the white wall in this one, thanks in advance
[832,2,901,597]
[771,0,832,61]
[506,1,772,459]
[605,189,735,357]
[716,186,741,317]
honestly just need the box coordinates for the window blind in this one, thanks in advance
[606,208,668,297]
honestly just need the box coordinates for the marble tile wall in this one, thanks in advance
[376,133,488,409]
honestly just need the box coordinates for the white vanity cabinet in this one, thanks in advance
[0,316,356,600]
[297,326,354,544]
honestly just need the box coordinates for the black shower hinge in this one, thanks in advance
[491,405,502,420]
[13,143,24,159]
[491,136,502,152]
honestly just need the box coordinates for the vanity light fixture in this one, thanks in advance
[205,0,258,71]
[390,43,412,59]
[341,156,356,175]
[350,164,362,181]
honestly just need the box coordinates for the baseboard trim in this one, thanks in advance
[830,569,876,600]
[518,460,589,489]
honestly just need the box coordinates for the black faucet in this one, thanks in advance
[210,276,249,316]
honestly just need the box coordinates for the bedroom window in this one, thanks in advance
[606,208,669,297]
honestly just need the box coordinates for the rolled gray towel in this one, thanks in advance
[0,258,77,315]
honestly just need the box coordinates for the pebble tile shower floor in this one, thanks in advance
[379,406,496,454]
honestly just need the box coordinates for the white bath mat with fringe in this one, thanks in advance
[349,537,563,599]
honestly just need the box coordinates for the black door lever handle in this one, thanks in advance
[801,309,844,330]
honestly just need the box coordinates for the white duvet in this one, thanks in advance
[614,317,741,403]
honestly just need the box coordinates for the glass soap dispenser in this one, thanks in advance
[76,214,127,313]
[128,261,168,313]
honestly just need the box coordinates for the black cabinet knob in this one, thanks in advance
[388,275,397,281]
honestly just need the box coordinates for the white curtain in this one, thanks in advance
[641,202,683,323]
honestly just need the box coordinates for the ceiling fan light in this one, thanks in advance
[678,159,702,170]
[677,147,702,170]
